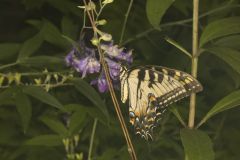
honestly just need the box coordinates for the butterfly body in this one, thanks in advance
[120,65,203,140]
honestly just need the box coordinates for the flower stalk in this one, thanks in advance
[188,0,199,129]
[83,0,137,159]
[119,0,134,44]
[88,118,98,160]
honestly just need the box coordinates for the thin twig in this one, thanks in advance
[0,62,18,70]
[0,70,71,77]
[164,37,192,59]
[188,0,199,129]
[119,0,134,44]
[83,1,137,159]
[122,28,154,45]
[0,82,73,89]
[88,118,98,160]
[96,4,106,20]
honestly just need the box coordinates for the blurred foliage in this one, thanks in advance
[0,0,240,160]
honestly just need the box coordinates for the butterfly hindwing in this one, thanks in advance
[120,65,202,140]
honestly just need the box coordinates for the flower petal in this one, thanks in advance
[98,77,108,92]
[65,50,75,66]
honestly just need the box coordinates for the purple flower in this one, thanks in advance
[65,39,133,93]
[91,75,108,93]
[73,55,100,78]
[105,58,121,80]
[115,50,133,63]
[65,50,75,66]
[101,43,121,57]
[101,43,133,63]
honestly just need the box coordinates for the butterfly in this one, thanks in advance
[120,65,203,140]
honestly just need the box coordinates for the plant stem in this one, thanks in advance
[119,0,134,44]
[83,1,137,159]
[88,118,98,160]
[188,0,199,129]
[0,70,71,77]
[0,62,18,70]
[99,47,137,160]
[0,83,73,89]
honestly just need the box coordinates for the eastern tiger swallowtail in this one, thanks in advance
[120,65,203,140]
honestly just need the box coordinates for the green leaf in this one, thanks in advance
[215,35,240,50]
[25,134,62,146]
[18,56,64,67]
[72,78,109,120]
[14,90,32,133]
[64,104,107,125]
[198,90,240,127]
[169,105,186,127]
[61,16,78,40]
[62,35,80,49]
[97,149,118,160]
[146,0,175,28]
[180,129,214,160]
[42,19,69,49]
[165,37,192,58]
[200,17,240,47]
[45,0,81,16]
[40,117,68,136]
[0,43,21,61]
[23,86,63,109]
[18,32,43,60]
[26,19,43,30]
[0,88,15,105]
[205,47,240,74]
[69,110,87,135]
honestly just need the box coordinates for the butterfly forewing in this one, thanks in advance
[120,65,202,140]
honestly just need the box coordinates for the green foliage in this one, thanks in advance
[25,134,62,146]
[0,43,21,60]
[146,0,175,28]
[18,33,43,60]
[19,56,64,68]
[200,17,240,47]
[14,89,32,133]
[198,90,240,127]
[206,47,240,74]
[40,116,69,137]
[165,37,192,58]
[180,129,214,160]
[23,86,63,109]
[72,78,109,119]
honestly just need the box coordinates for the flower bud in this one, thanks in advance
[34,78,42,85]
[77,5,85,9]
[97,19,107,25]
[76,153,83,160]
[74,135,80,147]
[0,76,4,86]
[100,33,112,41]
[86,1,96,11]
[62,138,69,152]
[91,37,99,46]
[14,73,21,85]
[102,0,114,5]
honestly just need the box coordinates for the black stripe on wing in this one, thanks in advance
[139,65,203,94]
